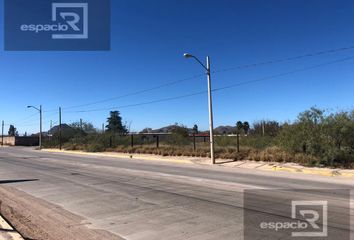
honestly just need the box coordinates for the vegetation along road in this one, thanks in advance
[0,147,353,240]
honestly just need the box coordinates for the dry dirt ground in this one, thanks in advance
[0,185,124,240]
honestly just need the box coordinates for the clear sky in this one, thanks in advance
[1,0,354,134]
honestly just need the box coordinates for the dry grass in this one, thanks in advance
[60,143,321,167]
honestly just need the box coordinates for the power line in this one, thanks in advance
[66,90,207,113]
[214,44,354,73]
[34,44,354,114]
[9,112,38,125]
[214,55,354,92]
[61,74,204,110]
[64,55,354,114]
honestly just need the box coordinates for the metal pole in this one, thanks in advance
[236,133,240,153]
[1,121,4,146]
[206,56,215,164]
[49,120,52,142]
[156,135,159,148]
[59,107,62,150]
[39,105,42,149]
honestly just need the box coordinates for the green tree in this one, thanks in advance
[252,120,281,137]
[106,111,128,135]
[236,121,243,134]
[345,110,354,150]
[276,107,354,167]
[70,120,97,134]
[8,125,16,136]
[168,124,190,145]
[243,121,250,135]
[192,124,199,134]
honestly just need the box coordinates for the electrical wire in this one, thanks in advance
[67,90,207,113]
[214,44,354,73]
[14,44,354,123]
[9,112,38,125]
[48,44,354,111]
[61,74,204,110]
[214,56,354,92]
[64,55,354,113]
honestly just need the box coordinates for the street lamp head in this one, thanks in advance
[27,106,32,108]
[183,53,193,59]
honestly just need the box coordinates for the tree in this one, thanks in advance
[252,120,281,137]
[8,125,16,136]
[70,120,97,134]
[235,121,243,153]
[192,124,199,134]
[236,121,243,134]
[243,121,250,135]
[168,124,190,145]
[276,107,354,167]
[106,111,128,135]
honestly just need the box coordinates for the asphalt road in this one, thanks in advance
[0,147,353,240]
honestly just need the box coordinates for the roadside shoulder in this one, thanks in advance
[0,213,24,240]
[0,185,125,240]
[41,148,354,179]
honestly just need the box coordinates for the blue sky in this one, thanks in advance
[1,0,354,134]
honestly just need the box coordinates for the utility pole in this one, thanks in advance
[1,120,4,146]
[39,105,42,149]
[59,107,62,150]
[102,123,105,133]
[184,53,215,164]
[49,120,53,142]
[80,118,83,131]
[27,105,42,149]
[206,56,215,164]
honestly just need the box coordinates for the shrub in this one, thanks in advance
[85,142,105,152]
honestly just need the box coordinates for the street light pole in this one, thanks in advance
[1,120,4,146]
[27,105,42,149]
[39,105,42,149]
[206,56,215,164]
[184,53,215,164]
[59,107,62,150]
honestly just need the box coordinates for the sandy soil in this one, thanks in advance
[0,185,125,240]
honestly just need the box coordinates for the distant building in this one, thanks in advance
[0,136,39,146]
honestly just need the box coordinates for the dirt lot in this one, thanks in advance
[0,185,124,240]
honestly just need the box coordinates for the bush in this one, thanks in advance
[43,107,354,168]
[85,143,105,152]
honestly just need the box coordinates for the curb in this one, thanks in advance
[41,149,194,165]
[41,149,354,179]
[0,214,24,240]
[267,165,354,178]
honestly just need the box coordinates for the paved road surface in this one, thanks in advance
[0,147,352,240]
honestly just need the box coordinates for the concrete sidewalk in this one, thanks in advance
[42,148,354,178]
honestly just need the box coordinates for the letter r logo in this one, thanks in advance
[291,201,328,237]
[52,3,88,39]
